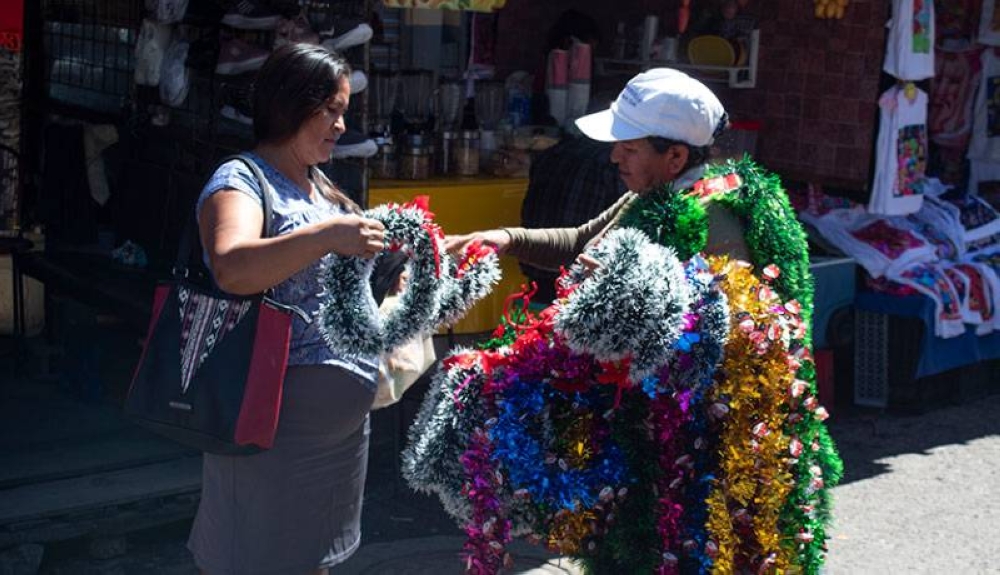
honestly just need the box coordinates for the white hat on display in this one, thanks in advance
[575,68,725,147]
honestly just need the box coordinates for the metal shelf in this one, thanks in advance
[595,29,760,89]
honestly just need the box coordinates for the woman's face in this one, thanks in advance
[610,138,678,192]
[289,75,351,165]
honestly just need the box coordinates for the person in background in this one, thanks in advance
[188,44,385,575]
[448,68,749,281]
[518,135,627,303]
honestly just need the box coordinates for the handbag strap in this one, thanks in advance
[174,153,276,278]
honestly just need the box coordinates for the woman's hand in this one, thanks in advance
[327,214,386,258]
[444,229,511,255]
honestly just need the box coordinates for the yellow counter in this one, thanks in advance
[369,176,530,334]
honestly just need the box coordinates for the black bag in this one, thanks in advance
[125,155,297,455]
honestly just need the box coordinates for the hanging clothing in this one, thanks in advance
[967,48,1000,162]
[929,47,982,149]
[869,85,928,216]
[979,0,1000,45]
[883,0,936,81]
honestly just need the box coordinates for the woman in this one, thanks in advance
[187,44,385,575]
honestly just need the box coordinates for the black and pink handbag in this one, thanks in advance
[126,155,299,455]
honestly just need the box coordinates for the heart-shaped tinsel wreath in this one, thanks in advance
[318,198,502,358]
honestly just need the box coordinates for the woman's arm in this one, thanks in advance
[199,189,384,295]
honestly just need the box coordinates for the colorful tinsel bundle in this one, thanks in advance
[402,159,842,574]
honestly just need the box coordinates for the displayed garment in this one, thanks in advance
[979,0,1000,45]
[869,85,929,215]
[929,47,982,149]
[887,262,966,337]
[967,48,1000,161]
[883,0,935,81]
[911,193,968,259]
[800,208,937,278]
[965,248,1000,330]
[937,0,978,42]
[946,193,1000,252]
[950,262,996,332]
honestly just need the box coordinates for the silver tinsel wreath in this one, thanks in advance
[318,204,501,358]
[555,228,692,383]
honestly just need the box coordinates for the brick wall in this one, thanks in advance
[494,0,888,192]
[718,0,888,191]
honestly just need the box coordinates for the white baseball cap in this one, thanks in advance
[575,68,725,147]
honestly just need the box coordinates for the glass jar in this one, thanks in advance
[371,142,397,179]
[399,144,432,180]
[452,130,480,176]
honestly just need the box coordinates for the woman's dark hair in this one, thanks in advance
[648,112,730,173]
[252,44,360,212]
[253,44,351,143]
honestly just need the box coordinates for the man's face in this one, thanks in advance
[610,138,685,193]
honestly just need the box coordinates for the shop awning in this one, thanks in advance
[383,0,505,13]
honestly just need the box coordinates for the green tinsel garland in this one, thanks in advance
[577,393,663,575]
[617,185,708,261]
[618,156,843,573]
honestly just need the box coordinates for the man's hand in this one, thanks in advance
[575,253,602,274]
[444,229,512,255]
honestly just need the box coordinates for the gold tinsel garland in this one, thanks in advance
[705,258,798,574]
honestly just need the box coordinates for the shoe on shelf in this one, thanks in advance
[349,70,367,94]
[321,20,374,52]
[274,11,320,48]
[219,83,254,125]
[222,0,282,30]
[220,104,253,125]
[216,37,269,75]
[332,129,377,159]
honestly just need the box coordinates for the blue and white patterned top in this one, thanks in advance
[196,152,379,390]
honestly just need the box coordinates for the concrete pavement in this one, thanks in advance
[30,392,1000,574]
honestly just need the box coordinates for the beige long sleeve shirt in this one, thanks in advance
[504,191,751,272]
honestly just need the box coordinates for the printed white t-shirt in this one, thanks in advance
[869,85,928,216]
[883,0,936,81]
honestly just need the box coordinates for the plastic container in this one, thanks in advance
[452,130,480,176]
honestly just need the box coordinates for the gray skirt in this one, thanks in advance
[188,364,375,575]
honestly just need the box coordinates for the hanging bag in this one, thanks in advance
[125,155,300,455]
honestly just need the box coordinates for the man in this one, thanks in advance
[447,67,749,273]
[437,68,840,573]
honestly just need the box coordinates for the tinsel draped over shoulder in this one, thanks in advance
[402,157,843,575]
